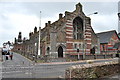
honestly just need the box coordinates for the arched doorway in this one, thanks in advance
[90,47,95,54]
[47,47,50,55]
[58,46,63,58]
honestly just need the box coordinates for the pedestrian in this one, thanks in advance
[6,55,8,60]
[9,50,13,60]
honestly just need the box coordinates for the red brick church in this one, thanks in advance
[13,3,100,59]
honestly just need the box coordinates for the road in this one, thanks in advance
[1,52,119,78]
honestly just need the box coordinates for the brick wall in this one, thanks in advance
[65,61,120,79]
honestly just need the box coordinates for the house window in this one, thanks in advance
[74,44,77,49]
[102,45,105,51]
[79,44,81,49]
[73,17,83,40]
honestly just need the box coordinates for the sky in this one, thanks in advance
[0,0,119,47]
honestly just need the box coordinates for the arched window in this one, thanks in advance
[73,17,83,40]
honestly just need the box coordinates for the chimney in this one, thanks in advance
[29,32,32,37]
[59,13,63,19]
[48,21,51,25]
[34,26,37,33]
[45,23,47,27]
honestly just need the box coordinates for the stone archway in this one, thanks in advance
[58,46,63,58]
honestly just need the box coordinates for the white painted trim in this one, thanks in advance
[87,43,91,44]
[66,27,73,29]
[66,41,74,43]
[66,21,73,24]
[85,38,91,40]
[85,36,91,38]
[66,25,73,28]
[85,34,91,36]
[85,49,90,50]
[67,20,72,22]
[66,32,73,35]
[57,43,66,45]
[66,23,72,25]
[85,32,91,35]
[66,36,73,38]
[85,29,91,31]
[66,29,73,32]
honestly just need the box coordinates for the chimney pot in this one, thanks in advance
[59,13,63,19]
[45,23,48,26]
[48,21,51,25]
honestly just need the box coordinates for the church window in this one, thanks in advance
[73,17,83,40]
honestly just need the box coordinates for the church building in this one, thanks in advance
[39,3,100,58]
[13,3,100,59]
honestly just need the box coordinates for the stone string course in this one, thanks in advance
[65,60,120,79]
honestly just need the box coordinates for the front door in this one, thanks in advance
[58,46,63,58]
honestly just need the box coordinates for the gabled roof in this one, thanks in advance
[96,30,117,43]
[113,42,120,49]
[118,33,120,38]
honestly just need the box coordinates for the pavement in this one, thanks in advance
[1,51,120,78]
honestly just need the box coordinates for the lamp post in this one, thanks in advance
[77,48,80,60]
[87,12,98,16]
[118,13,120,33]
[34,43,37,62]
[83,12,98,60]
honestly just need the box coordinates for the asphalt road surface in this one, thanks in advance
[1,52,119,78]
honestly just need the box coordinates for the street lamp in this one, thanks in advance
[77,48,80,60]
[87,12,98,16]
[34,43,37,62]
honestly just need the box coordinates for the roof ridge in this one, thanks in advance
[96,30,116,34]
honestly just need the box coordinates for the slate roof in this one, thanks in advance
[113,42,120,49]
[96,30,117,43]
[118,33,120,38]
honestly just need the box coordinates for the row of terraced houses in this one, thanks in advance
[12,3,120,60]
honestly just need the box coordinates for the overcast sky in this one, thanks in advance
[0,1,119,47]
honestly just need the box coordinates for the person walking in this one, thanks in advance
[9,50,13,60]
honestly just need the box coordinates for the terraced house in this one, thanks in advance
[13,3,100,59]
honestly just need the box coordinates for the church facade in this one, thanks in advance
[13,3,100,59]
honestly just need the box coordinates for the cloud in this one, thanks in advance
[0,12,40,46]
[0,2,118,47]
[82,2,117,15]
[91,14,118,33]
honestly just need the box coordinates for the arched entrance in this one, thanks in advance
[90,47,95,54]
[47,47,50,55]
[58,46,63,58]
